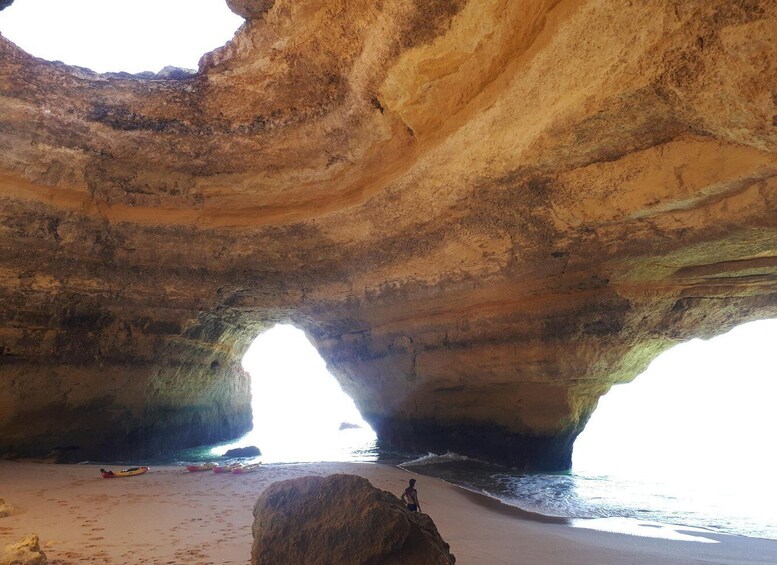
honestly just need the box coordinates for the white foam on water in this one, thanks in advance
[399,452,472,467]
[571,517,721,544]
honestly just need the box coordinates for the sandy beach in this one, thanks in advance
[2,460,776,564]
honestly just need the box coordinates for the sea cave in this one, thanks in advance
[0,0,776,476]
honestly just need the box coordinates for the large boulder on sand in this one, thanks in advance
[251,474,455,565]
[0,534,47,565]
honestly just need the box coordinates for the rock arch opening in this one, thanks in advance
[215,324,377,463]
[571,318,777,538]
[0,0,242,74]
[574,318,777,476]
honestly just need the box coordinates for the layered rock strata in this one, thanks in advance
[0,0,775,467]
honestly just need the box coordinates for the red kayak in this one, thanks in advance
[213,465,241,474]
[186,463,218,472]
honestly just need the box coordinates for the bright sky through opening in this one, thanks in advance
[572,318,777,536]
[574,318,777,481]
[223,324,376,463]
[0,0,243,74]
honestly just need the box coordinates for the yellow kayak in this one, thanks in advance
[232,464,261,475]
[101,466,149,478]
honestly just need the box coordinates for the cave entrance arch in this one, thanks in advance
[571,318,777,536]
[574,318,777,477]
[220,324,376,463]
[0,0,243,74]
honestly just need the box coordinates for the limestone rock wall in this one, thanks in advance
[0,0,775,467]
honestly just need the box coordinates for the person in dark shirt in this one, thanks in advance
[401,478,421,512]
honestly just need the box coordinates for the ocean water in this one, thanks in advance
[399,452,777,542]
[155,430,777,542]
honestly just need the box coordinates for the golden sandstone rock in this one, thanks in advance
[251,474,455,564]
[0,0,775,469]
[0,534,47,565]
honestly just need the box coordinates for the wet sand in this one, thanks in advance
[1,460,776,564]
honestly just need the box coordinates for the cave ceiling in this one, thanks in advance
[0,0,775,469]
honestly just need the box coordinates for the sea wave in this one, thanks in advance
[398,451,472,467]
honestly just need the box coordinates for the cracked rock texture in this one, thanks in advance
[0,0,776,468]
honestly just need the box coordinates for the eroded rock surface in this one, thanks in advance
[0,0,776,468]
[251,474,455,564]
[0,535,47,565]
